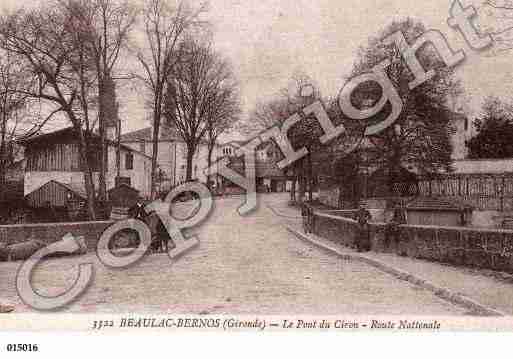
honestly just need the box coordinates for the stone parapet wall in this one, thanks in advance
[313,213,357,248]
[318,188,340,208]
[319,209,358,219]
[0,221,114,250]
[312,212,513,273]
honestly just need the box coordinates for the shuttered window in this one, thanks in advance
[125,152,134,170]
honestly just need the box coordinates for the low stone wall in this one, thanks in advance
[0,221,114,250]
[318,188,340,208]
[312,212,513,273]
[313,213,358,248]
[318,209,358,219]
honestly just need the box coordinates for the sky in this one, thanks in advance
[4,0,513,142]
[136,0,513,141]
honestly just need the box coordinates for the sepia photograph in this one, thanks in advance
[1,0,513,347]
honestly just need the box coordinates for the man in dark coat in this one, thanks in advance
[301,203,310,233]
[355,206,371,252]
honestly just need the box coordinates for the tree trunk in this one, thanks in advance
[207,142,214,189]
[0,142,5,203]
[290,175,296,202]
[298,174,306,204]
[76,128,97,220]
[185,144,195,182]
[0,126,6,202]
[98,81,107,202]
[116,118,121,177]
[298,160,307,203]
[307,151,313,202]
[150,104,161,199]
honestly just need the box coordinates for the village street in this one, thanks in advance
[0,193,469,315]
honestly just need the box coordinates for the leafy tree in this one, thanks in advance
[241,72,325,202]
[350,18,459,196]
[311,97,367,206]
[467,96,513,159]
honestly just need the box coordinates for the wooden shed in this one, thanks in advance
[25,180,86,208]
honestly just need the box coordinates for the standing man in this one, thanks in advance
[301,203,310,233]
[387,205,407,252]
[355,205,371,252]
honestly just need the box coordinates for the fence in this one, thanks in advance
[418,174,513,211]
[320,173,513,211]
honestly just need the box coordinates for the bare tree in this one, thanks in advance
[163,38,235,182]
[0,4,100,219]
[0,49,30,200]
[61,0,136,201]
[135,0,207,198]
[204,56,239,189]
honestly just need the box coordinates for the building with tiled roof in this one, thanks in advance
[20,126,152,206]
[121,125,223,190]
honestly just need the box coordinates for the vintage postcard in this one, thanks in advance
[2,0,513,344]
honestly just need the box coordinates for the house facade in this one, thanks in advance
[219,140,290,193]
[20,127,152,206]
[121,126,224,192]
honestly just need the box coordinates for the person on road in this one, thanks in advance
[308,205,315,233]
[355,205,371,252]
[386,205,406,252]
[301,203,310,233]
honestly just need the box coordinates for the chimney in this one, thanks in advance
[103,75,119,141]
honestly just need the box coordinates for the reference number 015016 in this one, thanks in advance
[6,344,39,352]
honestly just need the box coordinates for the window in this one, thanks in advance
[139,141,146,154]
[115,176,131,187]
[125,152,134,170]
